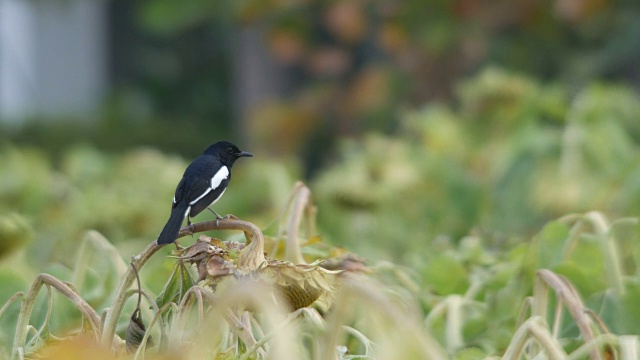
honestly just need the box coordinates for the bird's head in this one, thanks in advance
[204,141,253,165]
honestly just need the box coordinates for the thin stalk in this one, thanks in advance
[445,295,464,353]
[329,275,447,360]
[238,306,313,360]
[276,181,305,239]
[501,316,567,360]
[167,286,205,349]
[342,326,374,357]
[551,298,563,338]
[537,269,602,360]
[532,274,549,320]
[132,302,175,360]
[304,205,317,240]
[99,240,162,348]
[566,334,619,360]
[12,274,102,359]
[0,292,25,320]
[72,230,128,293]
[584,212,625,295]
[123,288,166,343]
[226,309,265,358]
[101,217,265,348]
[583,308,611,334]
[562,219,584,260]
[515,297,533,328]
[26,284,53,348]
[285,185,310,264]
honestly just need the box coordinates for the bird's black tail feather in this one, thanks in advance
[157,201,188,245]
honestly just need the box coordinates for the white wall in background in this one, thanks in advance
[0,0,107,122]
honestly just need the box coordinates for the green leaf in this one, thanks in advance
[0,213,33,256]
[454,346,488,360]
[155,261,194,309]
[619,281,640,334]
[553,236,606,296]
[422,254,469,295]
[532,221,569,269]
[552,264,602,301]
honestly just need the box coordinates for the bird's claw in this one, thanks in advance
[215,214,238,227]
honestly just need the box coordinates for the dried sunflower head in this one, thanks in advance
[179,235,341,310]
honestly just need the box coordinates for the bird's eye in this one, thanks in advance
[227,148,234,154]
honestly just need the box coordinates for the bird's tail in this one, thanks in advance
[157,201,188,245]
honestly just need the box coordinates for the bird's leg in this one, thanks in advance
[207,207,223,227]
[207,207,223,219]
[186,215,195,238]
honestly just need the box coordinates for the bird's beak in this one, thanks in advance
[238,151,253,158]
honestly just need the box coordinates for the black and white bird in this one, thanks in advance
[156,141,253,245]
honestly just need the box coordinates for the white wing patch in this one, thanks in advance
[211,166,229,190]
[184,206,191,217]
[189,166,229,206]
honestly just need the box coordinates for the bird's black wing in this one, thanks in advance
[172,156,215,207]
[171,176,187,209]
[184,176,214,206]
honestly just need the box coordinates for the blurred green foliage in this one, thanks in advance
[1,67,640,357]
[314,68,640,261]
[2,68,640,267]
[0,0,639,355]
[0,144,296,268]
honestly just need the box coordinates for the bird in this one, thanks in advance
[156,141,253,245]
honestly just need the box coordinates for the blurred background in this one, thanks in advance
[1,0,640,295]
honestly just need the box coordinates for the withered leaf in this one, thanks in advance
[206,255,235,277]
[125,309,153,353]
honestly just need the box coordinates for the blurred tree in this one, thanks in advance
[4,0,639,168]
[126,0,640,171]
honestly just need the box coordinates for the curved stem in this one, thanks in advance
[502,316,567,360]
[12,274,101,359]
[123,288,166,343]
[73,231,128,294]
[285,185,310,264]
[100,217,264,348]
[132,302,175,360]
[536,269,602,360]
[180,218,265,272]
[100,240,162,348]
[584,212,625,295]
[0,292,25,321]
[167,285,206,350]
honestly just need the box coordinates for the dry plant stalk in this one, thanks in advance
[12,274,102,359]
[323,274,448,360]
[533,269,603,360]
[7,183,339,358]
[502,316,567,360]
[98,217,265,349]
[285,182,311,264]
